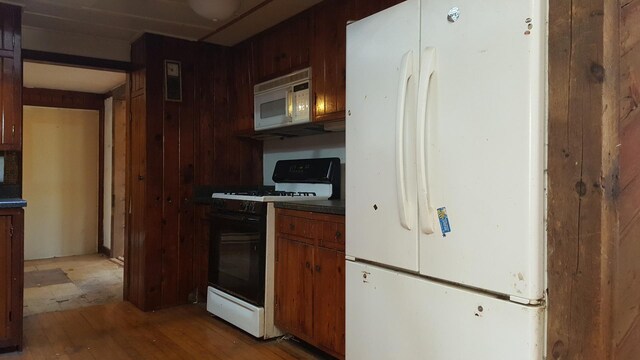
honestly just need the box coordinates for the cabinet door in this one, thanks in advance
[255,13,311,82]
[274,236,314,339]
[0,55,20,150]
[311,0,348,122]
[313,247,345,356]
[0,4,21,151]
[0,215,10,341]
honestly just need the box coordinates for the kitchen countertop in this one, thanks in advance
[274,200,345,215]
[0,198,27,208]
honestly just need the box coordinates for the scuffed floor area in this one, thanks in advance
[23,254,123,317]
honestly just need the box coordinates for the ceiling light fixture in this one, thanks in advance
[188,0,241,22]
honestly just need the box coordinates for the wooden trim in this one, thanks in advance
[22,49,130,72]
[546,0,619,358]
[99,244,111,258]
[23,88,104,110]
[98,107,105,260]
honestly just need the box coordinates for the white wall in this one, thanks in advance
[23,106,100,260]
[263,132,345,197]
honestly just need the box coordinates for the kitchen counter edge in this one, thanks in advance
[274,200,345,215]
[0,198,27,208]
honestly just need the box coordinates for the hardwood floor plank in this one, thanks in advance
[0,302,328,360]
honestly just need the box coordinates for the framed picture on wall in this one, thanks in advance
[164,60,182,102]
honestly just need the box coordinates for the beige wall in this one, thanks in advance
[23,106,100,260]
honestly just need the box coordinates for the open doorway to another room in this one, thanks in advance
[21,61,127,316]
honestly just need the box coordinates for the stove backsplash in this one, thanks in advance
[263,132,345,199]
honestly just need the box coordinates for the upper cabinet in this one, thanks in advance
[311,0,348,123]
[254,12,311,83]
[230,0,405,132]
[0,4,21,151]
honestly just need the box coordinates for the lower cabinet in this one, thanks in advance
[0,208,23,351]
[274,208,345,358]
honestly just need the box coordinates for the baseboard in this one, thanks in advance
[99,245,111,258]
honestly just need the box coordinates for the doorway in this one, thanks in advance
[22,61,127,315]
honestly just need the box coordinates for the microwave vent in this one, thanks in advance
[254,68,311,94]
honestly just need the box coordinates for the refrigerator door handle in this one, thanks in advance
[416,47,436,234]
[396,50,414,230]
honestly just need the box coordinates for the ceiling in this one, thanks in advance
[23,62,127,94]
[1,0,322,61]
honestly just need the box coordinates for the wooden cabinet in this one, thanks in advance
[0,209,23,351]
[274,208,345,358]
[254,12,311,82]
[0,4,21,150]
[310,0,406,123]
[311,0,349,123]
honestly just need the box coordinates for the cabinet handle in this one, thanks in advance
[305,261,310,269]
[138,175,145,181]
[315,265,321,273]
[335,231,342,239]
[11,125,15,140]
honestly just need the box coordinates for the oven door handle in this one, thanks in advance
[211,213,263,223]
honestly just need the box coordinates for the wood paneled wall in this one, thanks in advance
[614,0,640,358]
[126,34,262,310]
[547,0,620,359]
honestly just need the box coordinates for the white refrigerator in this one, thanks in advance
[345,0,547,358]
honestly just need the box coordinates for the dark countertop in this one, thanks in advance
[274,200,345,215]
[0,198,27,208]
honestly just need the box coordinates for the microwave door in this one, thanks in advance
[255,87,292,130]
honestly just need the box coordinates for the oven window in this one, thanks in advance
[209,216,266,306]
[260,98,286,119]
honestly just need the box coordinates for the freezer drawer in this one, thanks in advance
[346,261,544,359]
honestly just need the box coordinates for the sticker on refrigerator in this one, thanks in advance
[437,207,451,237]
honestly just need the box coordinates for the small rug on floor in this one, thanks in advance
[24,268,71,288]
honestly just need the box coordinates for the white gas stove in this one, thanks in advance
[206,158,340,339]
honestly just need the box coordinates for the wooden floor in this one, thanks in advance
[0,302,327,359]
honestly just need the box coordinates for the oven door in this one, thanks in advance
[209,212,266,307]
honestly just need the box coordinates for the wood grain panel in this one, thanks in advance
[614,0,640,358]
[0,215,9,341]
[274,236,314,339]
[547,0,619,358]
[313,247,345,358]
[0,4,19,52]
[231,40,255,133]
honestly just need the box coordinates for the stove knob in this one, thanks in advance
[249,202,256,213]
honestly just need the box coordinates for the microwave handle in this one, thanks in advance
[287,89,294,121]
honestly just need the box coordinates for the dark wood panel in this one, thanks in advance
[313,247,345,358]
[546,0,619,358]
[23,87,103,110]
[254,11,311,82]
[0,4,19,52]
[0,215,9,341]
[0,56,20,150]
[231,40,255,133]
[0,209,24,351]
[311,0,348,122]
[274,236,314,339]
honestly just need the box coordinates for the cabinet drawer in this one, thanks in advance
[319,221,345,251]
[277,214,316,243]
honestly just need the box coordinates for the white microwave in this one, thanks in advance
[254,68,311,131]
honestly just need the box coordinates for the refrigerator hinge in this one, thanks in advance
[509,295,542,306]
